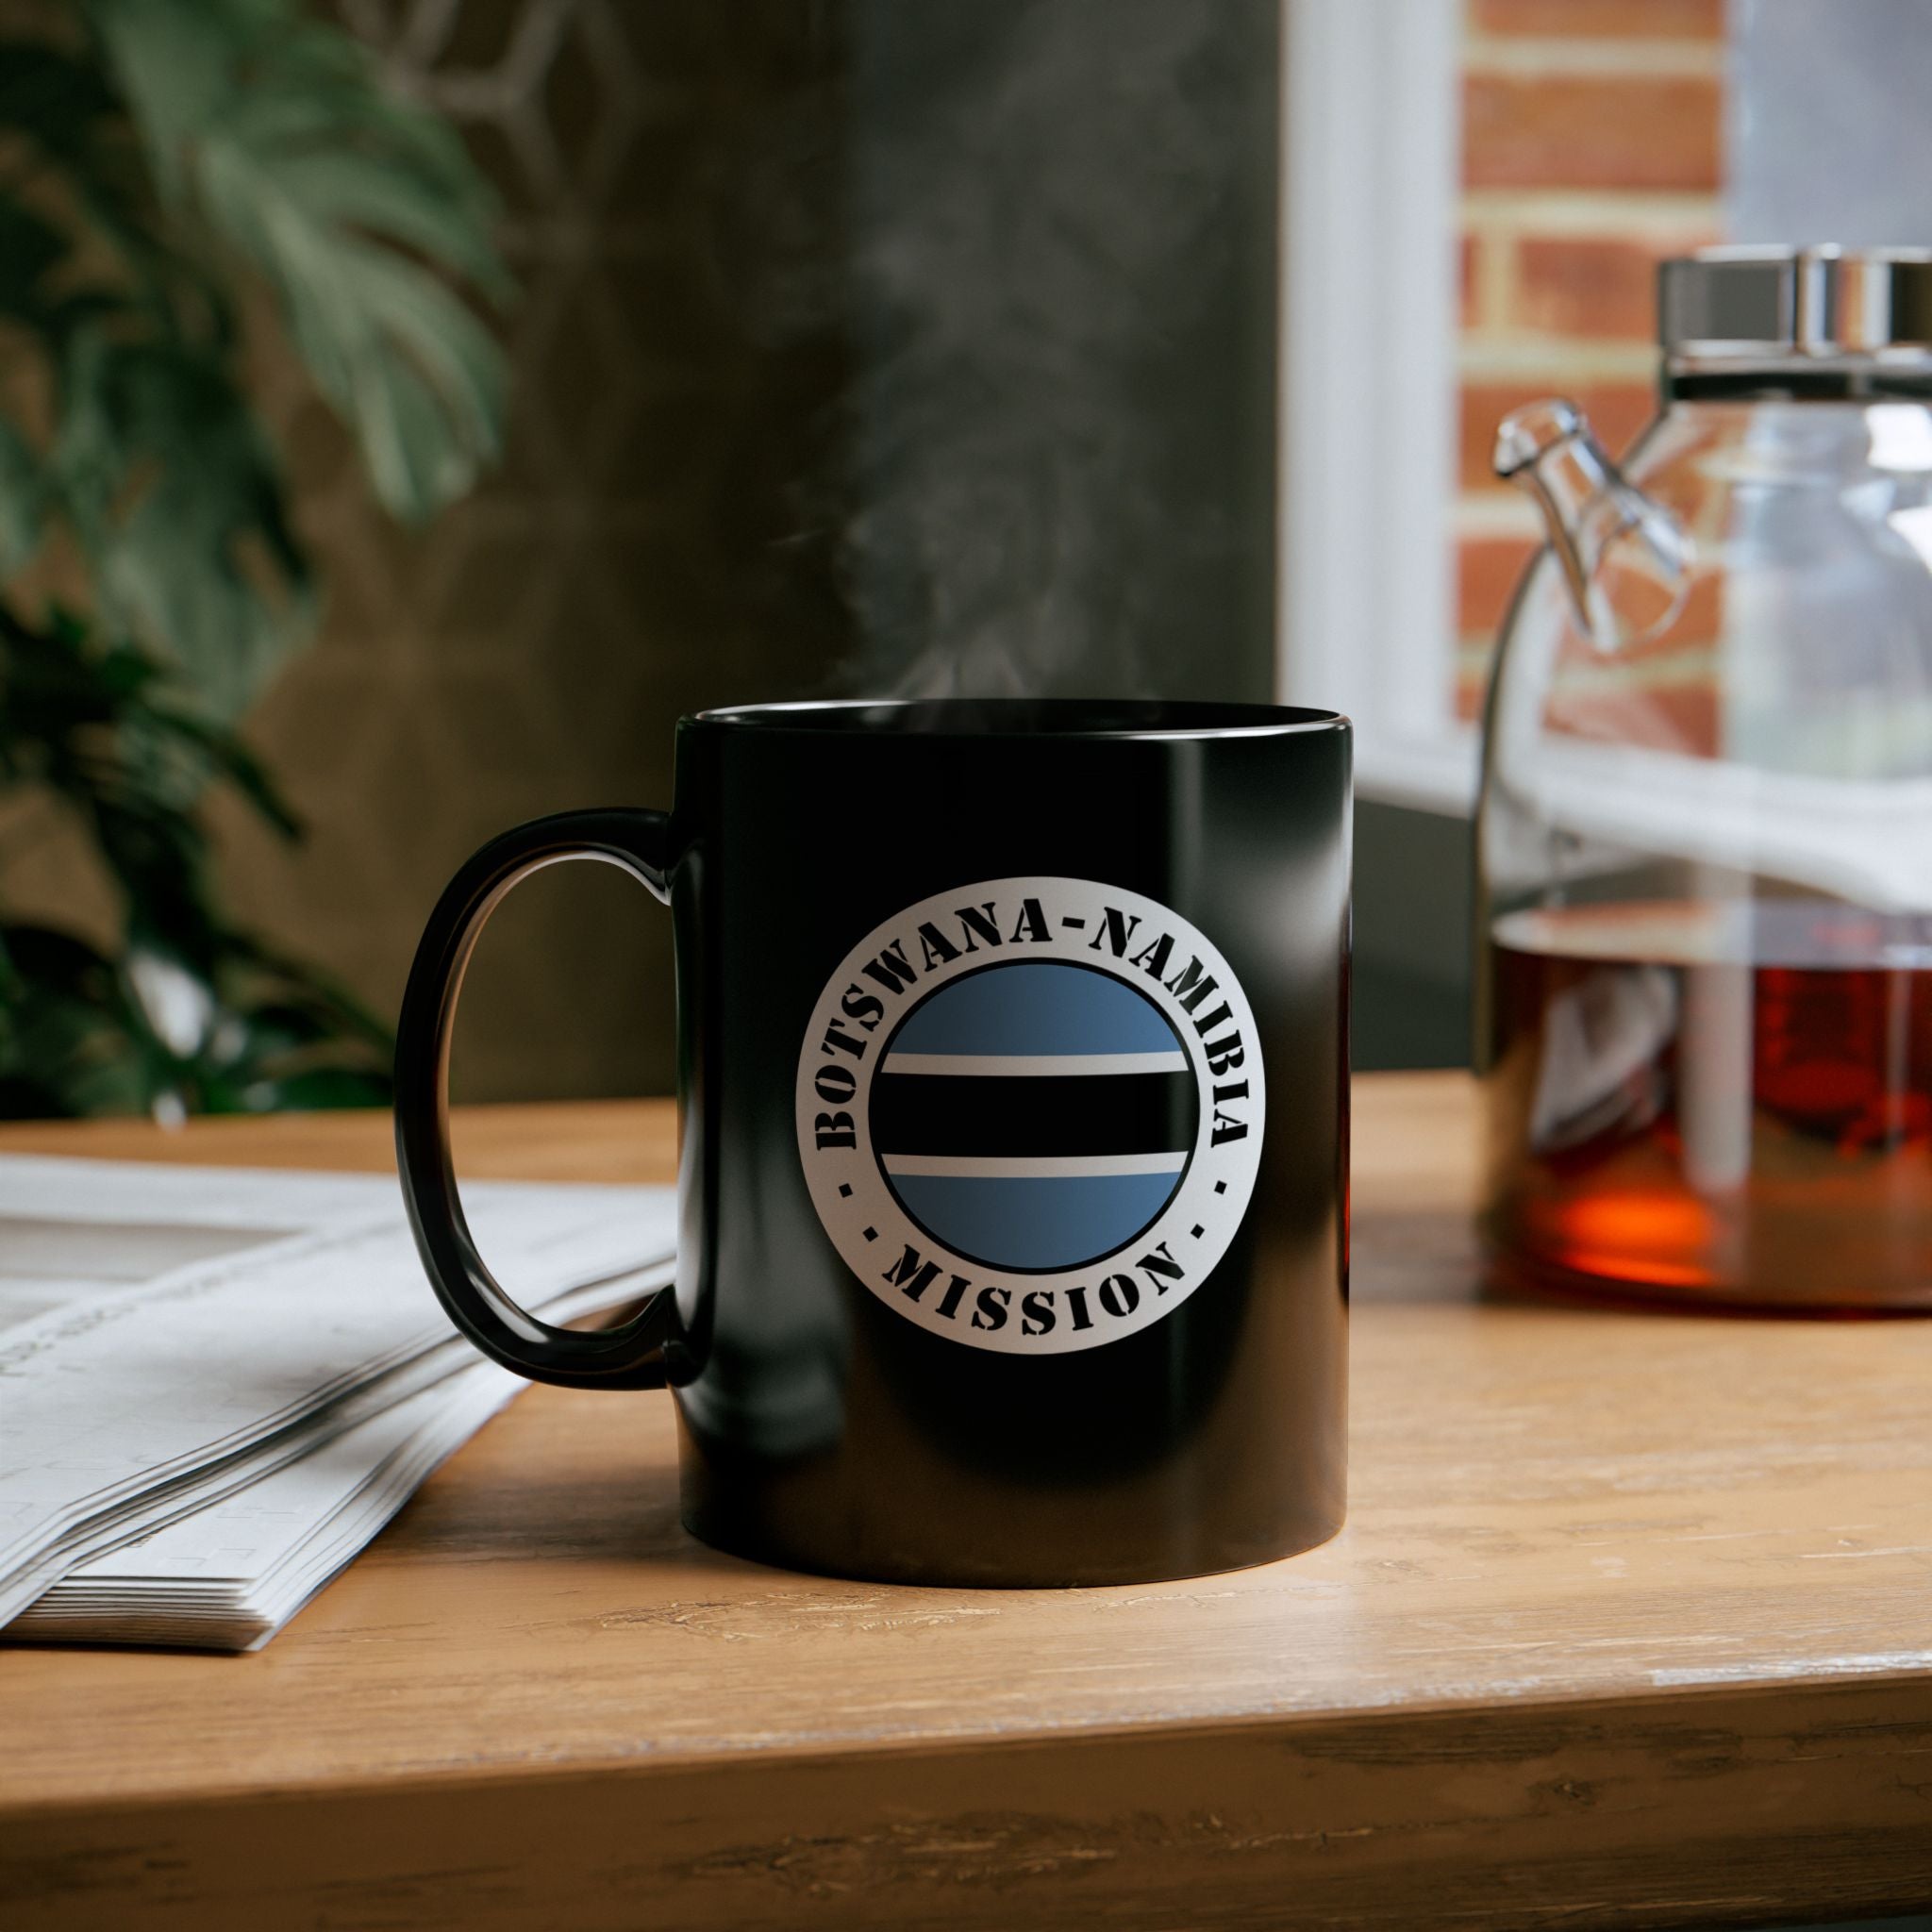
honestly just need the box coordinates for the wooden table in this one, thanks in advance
[3,1074,1931,1931]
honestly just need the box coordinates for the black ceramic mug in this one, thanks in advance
[395,699,1350,1586]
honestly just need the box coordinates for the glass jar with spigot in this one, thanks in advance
[1478,246,1932,1310]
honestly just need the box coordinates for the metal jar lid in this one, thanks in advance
[1658,246,1932,362]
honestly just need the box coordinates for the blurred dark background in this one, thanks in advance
[16,1,1912,1115]
[208,0,1284,1104]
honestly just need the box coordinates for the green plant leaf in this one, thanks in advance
[0,35,215,338]
[0,418,43,571]
[0,43,122,166]
[143,702,301,837]
[0,197,69,325]
[77,0,242,202]
[90,0,509,524]
[0,923,151,1118]
[50,330,313,715]
[0,0,491,1119]
[231,1066,391,1112]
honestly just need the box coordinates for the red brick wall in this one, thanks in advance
[1454,0,1725,720]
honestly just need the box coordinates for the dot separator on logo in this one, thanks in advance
[795,877,1265,1355]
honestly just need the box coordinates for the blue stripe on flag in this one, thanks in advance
[891,961,1178,1059]
[889,1170,1182,1272]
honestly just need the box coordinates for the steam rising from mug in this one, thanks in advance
[756,0,1279,701]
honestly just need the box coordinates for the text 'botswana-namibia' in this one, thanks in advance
[801,883,1260,1351]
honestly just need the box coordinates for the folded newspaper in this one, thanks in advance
[0,1156,675,1651]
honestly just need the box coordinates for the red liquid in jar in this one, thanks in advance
[1483,900,1932,1309]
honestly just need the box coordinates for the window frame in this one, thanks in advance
[1275,0,1476,816]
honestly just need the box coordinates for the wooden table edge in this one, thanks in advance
[8,1671,1932,1930]
[8,1078,1932,1930]
[8,1659,1932,1823]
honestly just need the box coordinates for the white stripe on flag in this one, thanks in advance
[879,1152,1188,1179]
[882,1050,1188,1077]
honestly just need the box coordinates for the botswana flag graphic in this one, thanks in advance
[872,960,1198,1272]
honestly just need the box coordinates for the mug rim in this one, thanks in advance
[688,698,1349,741]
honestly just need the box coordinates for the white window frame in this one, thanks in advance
[1277,0,1476,815]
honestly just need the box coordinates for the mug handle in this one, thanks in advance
[394,808,680,1390]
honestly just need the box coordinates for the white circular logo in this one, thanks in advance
[795,877,1265,1355]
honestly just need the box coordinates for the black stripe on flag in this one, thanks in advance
[870,1070,1199,1160]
